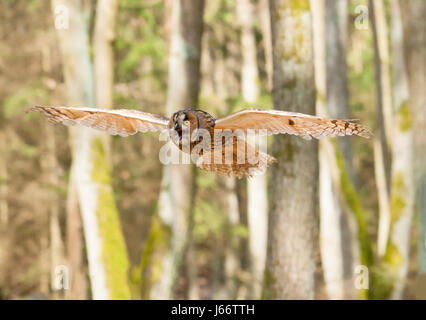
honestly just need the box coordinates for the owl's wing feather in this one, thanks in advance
[28,106,169,136]
[214,108,371,140]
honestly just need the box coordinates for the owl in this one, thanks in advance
[28,106,370,178]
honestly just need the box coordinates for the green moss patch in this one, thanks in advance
[397,101,412,132]
[92,137,131,299]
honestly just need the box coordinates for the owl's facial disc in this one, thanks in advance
[172,112,191,141]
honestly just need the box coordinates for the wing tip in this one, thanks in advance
[26,105,44,114]
[355,123,373,139]
[359,130,373,139]
[331,119,373,139]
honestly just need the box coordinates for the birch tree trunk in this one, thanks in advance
[223,176,241,299]
[312,0,360,299]
[263,0,318,300]
[320,0,362,299]
[94,0,118,166]
[247,166,268,299]
[399,0,426,280]
[259,0,273,90]
[370,0,393,257]
[370,0,393,148]
[385,0,415,300]
[237,0,259,102]
[52,0,131,299]
[95,0,118,107]
[325,0,352,175]
[153,0,204,299]
[236,0,267,299]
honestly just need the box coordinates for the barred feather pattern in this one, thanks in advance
[195,139,277,178]
[28,106,169,136]
[214,108,371,140]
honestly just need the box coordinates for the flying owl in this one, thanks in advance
[28,106,370,178]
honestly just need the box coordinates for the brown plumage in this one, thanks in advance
[28,106,371,178]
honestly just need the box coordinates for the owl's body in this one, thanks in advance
[167,109,276,177]
[29,106,371,178]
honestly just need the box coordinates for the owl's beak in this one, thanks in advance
[171,122,183,141]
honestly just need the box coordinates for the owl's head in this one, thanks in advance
[169,110,199,147]
[170,109,198,133]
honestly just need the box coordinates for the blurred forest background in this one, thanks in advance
[0,0,424,300]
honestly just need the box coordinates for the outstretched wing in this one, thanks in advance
[214,108,371,140]
[28,106,169,136]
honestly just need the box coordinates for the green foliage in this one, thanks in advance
[369,264,395,300]
[274,0,310,19]
[10,134,37,158]
[115,0,166,84]
[196,171,217,189]
[225,92,273,114]
[3,0,40,11]
[3,82,48,119]
[204,0,236,25]
[231,224,248,238]
[287,0,310,11]
[26,0,41,12]
[193,198,225,241]
[113,92,140,109]
[371,240,403,299]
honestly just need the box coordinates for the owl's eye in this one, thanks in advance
[184,120,190,126]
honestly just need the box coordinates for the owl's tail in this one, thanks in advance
[195,142,277,179]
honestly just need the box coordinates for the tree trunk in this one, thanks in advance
[246,163,268,299]
[39,215,50,295]
[152,0,204,299]
[236,0,267,299]
[313,0,360,299]
[325,0,352,175]
[263,0,318,300]
[186,238,200,299]
[382,0,415,300]
[52,0,131,299]
[40,125,65,297]
[0,130,8,291]
[318,0,360,299]
[370,0,393,257]
[370,0,393,148]
[39,131,50,294]
[95,0,118,110]
[237,0,259,102]
[0,131,8,226]
[399,0,426,279]
[222,176,241,299]
[259,0,273,90]
[65,174,87,299]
